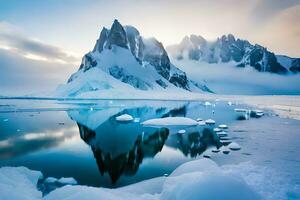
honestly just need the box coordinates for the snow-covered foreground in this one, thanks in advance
[2,158,297,200]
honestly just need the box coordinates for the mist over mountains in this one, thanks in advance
[167,34,300,74]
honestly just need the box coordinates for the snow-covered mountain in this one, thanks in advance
[57,20,210,98]
[167,34,299,74]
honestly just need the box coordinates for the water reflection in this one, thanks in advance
[79,123,168,183]
[69,105,220,183]
[0,100,240,187]
[166,128,221,158]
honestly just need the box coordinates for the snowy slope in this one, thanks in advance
[57,20,210,98]
[276,55,300,73]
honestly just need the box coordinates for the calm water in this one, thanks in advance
[1,98,297,189]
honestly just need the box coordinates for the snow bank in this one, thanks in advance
[142,117,198,127]
[0,166,43,200]
[1,159,297,200]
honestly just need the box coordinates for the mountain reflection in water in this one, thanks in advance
[69,105,220,184]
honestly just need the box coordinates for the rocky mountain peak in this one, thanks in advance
[64,20,210,95]
[104,19,128,49]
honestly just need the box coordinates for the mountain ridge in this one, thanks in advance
[59,20,211,97]
[167,34,300,74]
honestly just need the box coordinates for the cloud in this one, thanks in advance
[173,59,300,95]
[0,21,80,64]
[252,0,300,20]
[0,49,76,96]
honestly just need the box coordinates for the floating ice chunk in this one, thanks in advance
[219,136,231,140]
[213,128,221,132]
[220,146,230,154]
[45,177,58,183]
[234,108,248,112]
[211,148,220,153]
[17,129,21,132]
[198,121,206,126]
[178,129,186,134]
[116,114,134,122]
[204,101,211,106]
[196,118,203,122]
[228,142,241,151]
[218,124,228,129]
[234,108,249,120]
[250,110,264,118]
[57,177,77,185]
[217,131,228,137]
[133,118,140,123]
[205,119,215,125]
[3,119,8,122]
[142,117,198,127]
[228,101,232,106]
[220,140,232,145]
[203,154,211,158]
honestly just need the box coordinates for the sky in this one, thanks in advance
[0,0,299,95]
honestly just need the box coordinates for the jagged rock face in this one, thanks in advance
[290,58,300,73]
[93,28,108,53]
[143,39,171,80]
[105,20,128,49]
[109,65,151,90]
[71,19,201,91]
[168,34,292,74]
[169,72,189,91]
[217,34,248,63]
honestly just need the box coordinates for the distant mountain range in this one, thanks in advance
[57,20,299,97]
[167,34,300,74]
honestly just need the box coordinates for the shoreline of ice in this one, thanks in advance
[1,158,297,200]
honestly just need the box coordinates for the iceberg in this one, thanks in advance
[115,114,134,122]
[142,117,198,127]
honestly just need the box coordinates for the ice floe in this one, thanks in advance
[218,124,228,129]
[197,121,206,126]
[178,129,186,134]
[217,131,228,137]
[205,119,215,125]
[213,128,221,132]
[115,114,134,122]
[142,117,198,127]
[228,142,241,151]
[57,177,77,185]
[196,118,203,122]
[204,101,212,106]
